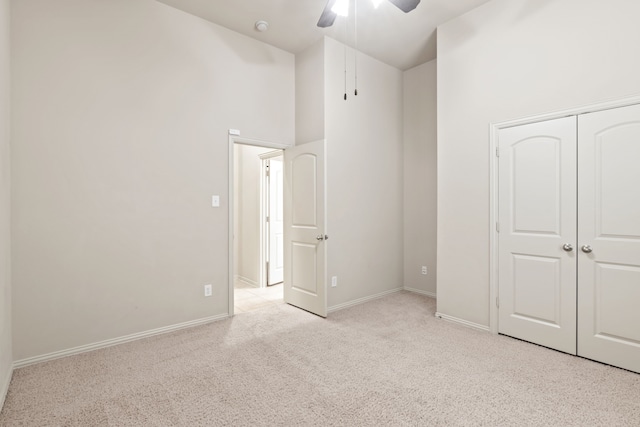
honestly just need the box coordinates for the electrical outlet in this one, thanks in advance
[204,284,212,297]
[331,276,337,287]
[421,266,428,275]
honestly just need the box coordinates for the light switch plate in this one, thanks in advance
[212,195,220,207]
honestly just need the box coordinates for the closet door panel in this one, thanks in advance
[578,103,640,373]
[498,117,577,354]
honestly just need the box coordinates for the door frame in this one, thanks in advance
[488,94,640,334]
[228,132,290,316]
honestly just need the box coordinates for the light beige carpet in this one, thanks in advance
[1,292,639,426]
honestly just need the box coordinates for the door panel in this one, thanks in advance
[512,137,563,235]
[291,242,318,294]
[498,117,577,354]
[578,104,640,373]
[596,126,640,238]
[292,154,317,226]
[593,263,640,343]
[512,254,562,326]
[284,141,327,317]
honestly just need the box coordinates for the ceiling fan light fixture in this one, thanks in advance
[331,0,349,17]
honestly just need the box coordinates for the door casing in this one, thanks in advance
[489,94,640,334]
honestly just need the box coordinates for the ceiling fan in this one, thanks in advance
[317,0,421,28]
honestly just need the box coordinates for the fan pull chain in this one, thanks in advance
[354,0,358,96]
[343,49,347,100]
[343,14,348,101]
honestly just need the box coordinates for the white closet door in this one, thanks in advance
[577,104,640,373]
[498,117,578,354]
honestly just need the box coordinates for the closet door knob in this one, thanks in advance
[581,245,593,253]
[562,244,573,252]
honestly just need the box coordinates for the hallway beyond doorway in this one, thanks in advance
[234,280,283,313]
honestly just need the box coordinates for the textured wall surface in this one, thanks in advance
[403,60,437,296]
[11,0,294,360]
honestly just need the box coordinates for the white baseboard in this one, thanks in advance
[13,313,229,369]
[235,275,259,288]
[328,287,403,313]
[435,312,490,332]
[403,286,437,298]
[0,364,12,412]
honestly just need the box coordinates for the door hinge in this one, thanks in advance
[496,297,499,308]
[495,146,500,157]
[496,222,500,233]
[266,216,270,223]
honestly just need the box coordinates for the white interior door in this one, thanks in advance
[498,117,578,354]
[267,157,284,285]
[577,104,640,373]
[283,140,327,317]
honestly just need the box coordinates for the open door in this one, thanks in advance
[284,140,327,317]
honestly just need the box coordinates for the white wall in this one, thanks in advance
[437,0,640,326]
[324,37,404,308]
[11,0,294,361]
[403,60,437,296]
[234,144,273,287]
[0,0,11,408]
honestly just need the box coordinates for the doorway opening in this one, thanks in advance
[228,135,328,318]
[231,140,284,314]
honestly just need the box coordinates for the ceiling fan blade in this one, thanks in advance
[317,0,338,27]
[387,0,421,13]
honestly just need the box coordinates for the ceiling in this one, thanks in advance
[156,0,491,71]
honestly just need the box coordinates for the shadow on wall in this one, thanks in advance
[438,0,556,48]
[155,1,279,65]
[512,0,556,21]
